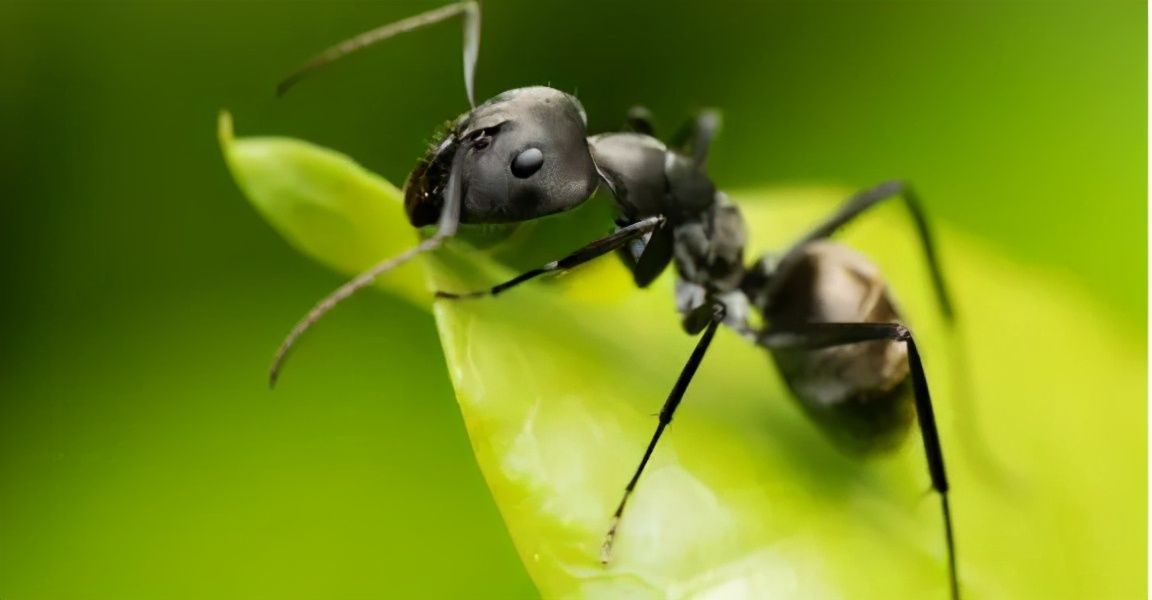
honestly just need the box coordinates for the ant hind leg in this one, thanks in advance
[759,322,960,600]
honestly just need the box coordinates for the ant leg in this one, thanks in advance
[629,106,721,166]
[612,216,642,272]
[435,215,664,299]
[760,322,960,600]
[782,184,1007,487]
[601,302,725,563]
[781,181,955,323]
[631,223,674,288]
[669,110,722,167]
[626,106,656,136]
[611,215,673,288]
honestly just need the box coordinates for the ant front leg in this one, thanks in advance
[759,322,960,600]
[435,215,665,299]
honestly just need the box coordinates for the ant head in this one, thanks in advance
[277,5,599,228]
[268,5,604,385]
[405,86,600,226]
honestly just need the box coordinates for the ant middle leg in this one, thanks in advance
[601,301,726,563]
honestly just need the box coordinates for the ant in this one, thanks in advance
[269,2,961,598]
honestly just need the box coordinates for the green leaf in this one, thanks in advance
[218,111,427,307]
[219,113,1144,599]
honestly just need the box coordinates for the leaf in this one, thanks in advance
[219,114,1144,599]
[218,111,426,307]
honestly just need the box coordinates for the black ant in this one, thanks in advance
[270,3,961,598]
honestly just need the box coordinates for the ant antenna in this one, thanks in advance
[277,0,481,108]
[268,149,466,388]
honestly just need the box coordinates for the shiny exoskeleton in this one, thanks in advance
[269,3,961,598]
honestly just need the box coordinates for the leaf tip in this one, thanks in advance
[217,110,235,151]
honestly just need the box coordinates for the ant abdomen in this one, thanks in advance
[752,241,916,452]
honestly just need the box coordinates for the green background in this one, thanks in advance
[1,1,1144,598]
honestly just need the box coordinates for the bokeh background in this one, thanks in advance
[1,1,1144,598]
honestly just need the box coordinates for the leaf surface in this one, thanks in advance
[220,113,1145,599]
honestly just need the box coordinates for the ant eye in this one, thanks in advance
[511,147,544,178]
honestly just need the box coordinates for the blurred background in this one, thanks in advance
[0,1,1144,598]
